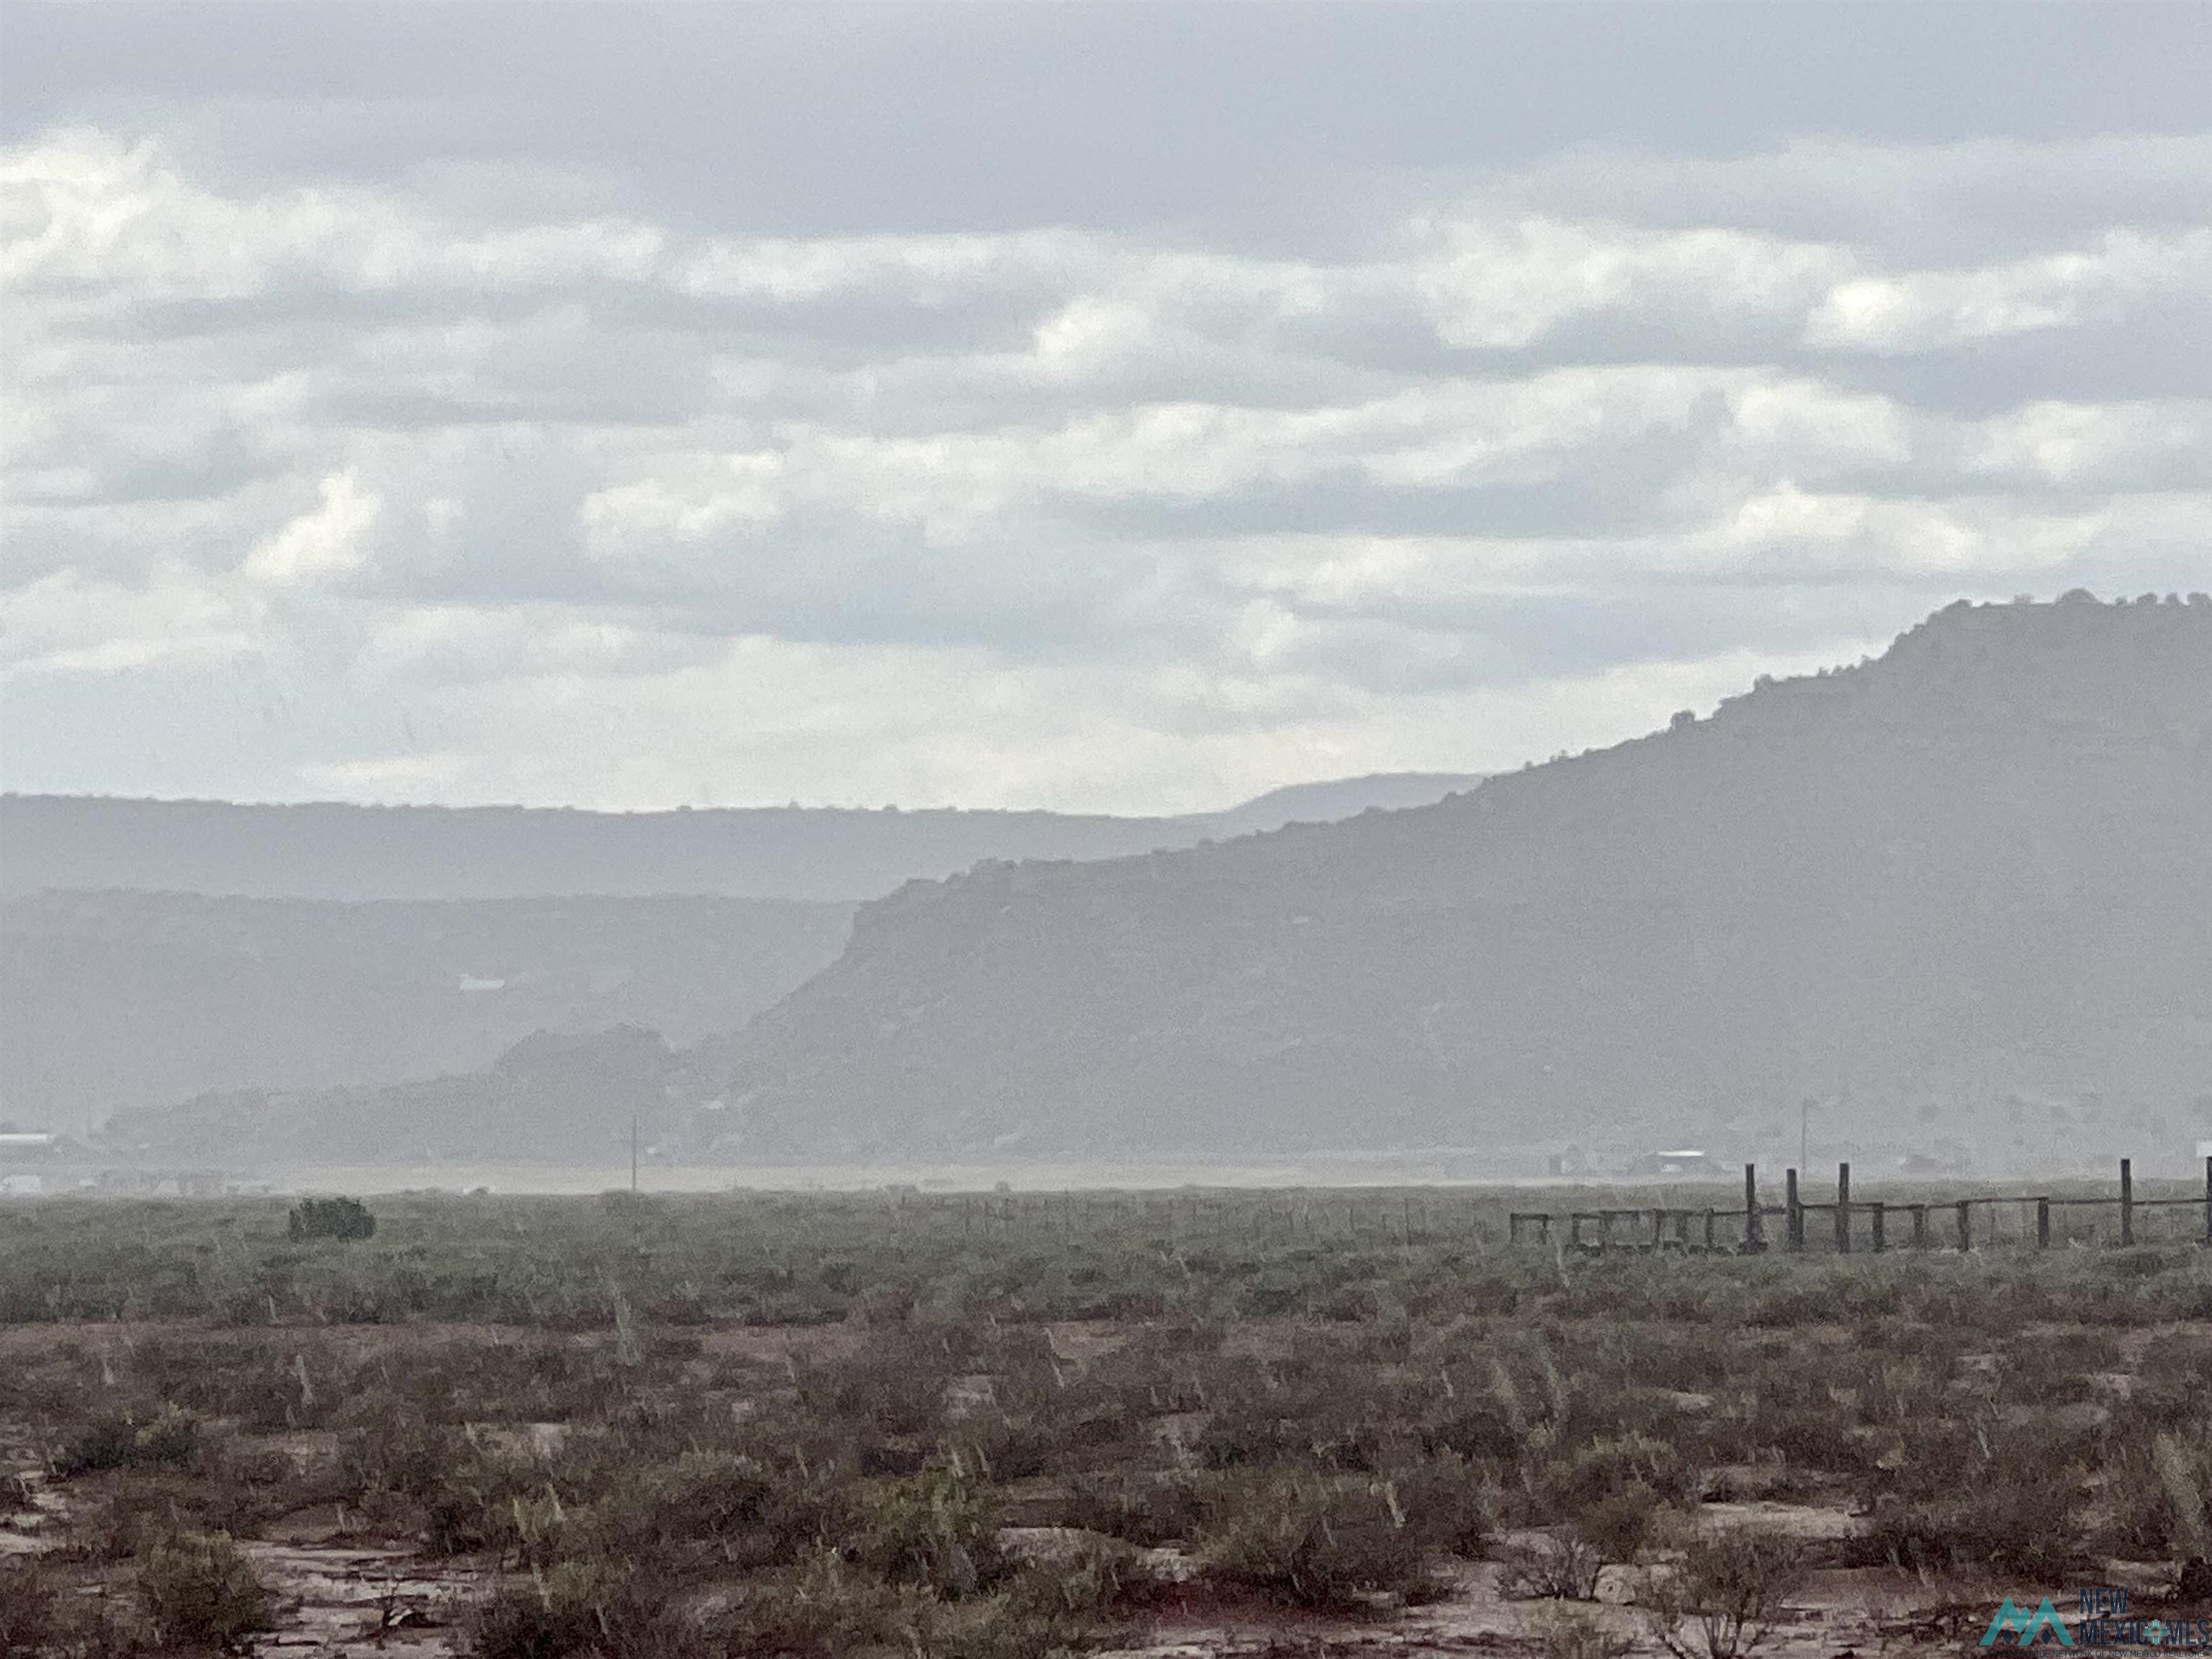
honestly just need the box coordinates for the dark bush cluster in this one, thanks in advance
[287,1195,377,1241]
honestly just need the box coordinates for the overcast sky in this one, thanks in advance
[4,3,2209,813]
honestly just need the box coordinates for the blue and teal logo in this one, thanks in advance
[1982,1599,2074,1647]
[1981,1591,2212,1652]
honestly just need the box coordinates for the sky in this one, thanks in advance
[4,2,2209,814]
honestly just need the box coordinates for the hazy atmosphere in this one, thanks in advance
[4,9,2212,1657]
[6,4,2208,811]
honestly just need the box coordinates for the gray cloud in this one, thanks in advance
[10,4,2208,225]
[2,6,2208,812]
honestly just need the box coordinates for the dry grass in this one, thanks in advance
[1,1190,2208,1655]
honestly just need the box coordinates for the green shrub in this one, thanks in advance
[55,1404,199,1477]
[1541,1431,1687,1515]
[1497,1531,1604,1600]
[1640,1532,1806,1659]
[1425,1403,1520,1461]
[424,1465,551,1560]
[65,1478,160,1563]
[842,1462,1004,1596]
[1064,1468,1207,1547]
[922,1549,1150,1659]
[60,1419,126,1485]
[288,1196,377,1242]
[2154,1429,2212,1563]
[338,1405,465,1499]
[1196,1469,1437,1609]
[0,1558,61,1653]
[708,1552,930,1658]
[470,1583,599,1659]
[1531,1601,1634,1659]
[136,1529,271,1650]
[999,1534,1151,1624]
[1869,1460,2087,1578]
[577,1449,824,1572]
[1572,1479,1663,1560]
[1388,1452,1495,1558]
[469,1560,696,1659]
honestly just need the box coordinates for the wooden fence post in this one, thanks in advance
[1444,1157,2188,1265]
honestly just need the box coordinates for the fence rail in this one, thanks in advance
[1507,1156,2212,1254]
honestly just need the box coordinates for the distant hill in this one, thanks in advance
[0,776,1483,905]
[688,594,2212,1170]
[1,891,853,1133]
[92,595,2212,1174]
[1194,774,1485,840]
[99,1025,690,1167]
[1,775,1480,1136]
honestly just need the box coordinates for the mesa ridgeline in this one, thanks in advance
[91,596,2212,1172]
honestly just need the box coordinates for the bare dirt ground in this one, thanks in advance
[3,1422,477,1655]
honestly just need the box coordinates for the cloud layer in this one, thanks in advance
[5,109,2209,811]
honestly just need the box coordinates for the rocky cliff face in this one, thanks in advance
[697,595,2212,1166]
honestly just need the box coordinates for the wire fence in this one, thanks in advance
[1507,1157,2212,1254]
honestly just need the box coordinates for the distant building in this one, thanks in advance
[0,1132,60,1195]
[1629,1147,1713,1177]
[1545,1145,1591,1177]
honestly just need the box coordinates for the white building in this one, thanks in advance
[1,1132,60,1197]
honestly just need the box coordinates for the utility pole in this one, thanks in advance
[631,1113,639,1193]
